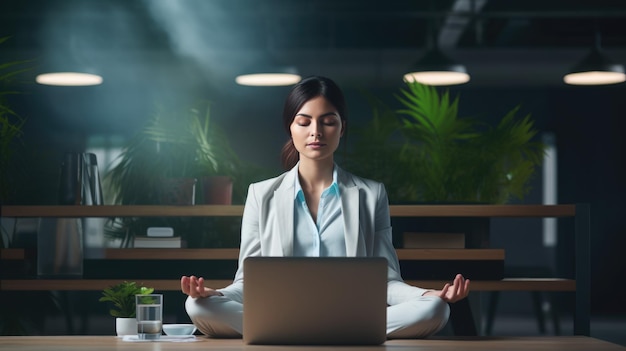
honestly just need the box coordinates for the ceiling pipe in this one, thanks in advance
[438,0,488,49]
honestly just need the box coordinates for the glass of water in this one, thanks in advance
[136,294,163,340]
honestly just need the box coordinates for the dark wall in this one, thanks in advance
[548,87,626,315]
[455,85,626,315]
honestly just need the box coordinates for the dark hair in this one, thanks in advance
[280,76,347,170]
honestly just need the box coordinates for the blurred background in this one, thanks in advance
[1,0,625,345]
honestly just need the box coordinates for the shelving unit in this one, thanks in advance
[1,204,577,218]
[0,204,590,335]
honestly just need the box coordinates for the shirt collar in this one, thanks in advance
[294,164,340,200]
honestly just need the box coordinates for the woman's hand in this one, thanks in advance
[180,275,223,298]
[423,274,470,303]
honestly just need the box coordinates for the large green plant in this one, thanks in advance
[341,96,408,199]
[106,101,239,205]
[103,101,244,246]
[347,81,545,204]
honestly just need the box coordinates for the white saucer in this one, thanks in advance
[122,335,196,342]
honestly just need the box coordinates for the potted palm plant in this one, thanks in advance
[346,81,545,204]
[188,103,241,205]
[344,81,545,251]
[99,281,154,336]
[106,101,241,206]
[103,101,243,247]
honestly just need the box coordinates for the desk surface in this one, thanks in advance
[0,336,623,351]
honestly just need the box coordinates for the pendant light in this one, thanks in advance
[564,32,626,86]
[403,19,470,86]
[36,72,103,86]
[35,40,103,86]
[235,20,301,87]
[403,48,470,86]
[235,62,301,87]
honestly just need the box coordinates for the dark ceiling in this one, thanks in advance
[3,0,626,142]
[2,0,626,90]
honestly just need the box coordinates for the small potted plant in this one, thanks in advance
[99,281,154,336]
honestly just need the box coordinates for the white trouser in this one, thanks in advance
[185,294,449,339]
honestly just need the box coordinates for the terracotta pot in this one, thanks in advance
[201,176,232,205]
[158,178,197,205]
[116,317,137,336]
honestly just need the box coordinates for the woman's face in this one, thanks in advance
[290,95,345,164]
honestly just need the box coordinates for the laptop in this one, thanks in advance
[243,256,388,345]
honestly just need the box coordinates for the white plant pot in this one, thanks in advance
[116,317,137,336]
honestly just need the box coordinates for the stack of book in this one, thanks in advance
[133,227,184,248]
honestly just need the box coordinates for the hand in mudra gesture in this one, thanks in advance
[423,274,470,303]
[181,275,223,298]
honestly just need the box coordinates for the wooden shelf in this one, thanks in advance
[101,248,505,261]
[0,203,590,336]
[1,248,505,261]
[1,204,576,218]
[0,278,575,292]
[0,279,229,291]
[1,205,245,218]
[396,249,504,260]
[103,248,239,260]
[0,248,26,260]
[390,204,576,217]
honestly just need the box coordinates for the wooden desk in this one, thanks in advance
[0,335,623,351]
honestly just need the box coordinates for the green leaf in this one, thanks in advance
[99,281,155,318]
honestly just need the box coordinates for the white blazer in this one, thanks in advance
[218,164,427,305]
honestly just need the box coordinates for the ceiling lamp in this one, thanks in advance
[403,15,471,86]
[563,49,626,86]
[237,22,302,87]
[36,72,103,86]
[235,64,301,87]
[404,47,470,86]
[563,32,626,86]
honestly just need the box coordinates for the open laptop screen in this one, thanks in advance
[243,256,387,345]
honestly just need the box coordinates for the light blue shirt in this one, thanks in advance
[293,167,345,257]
